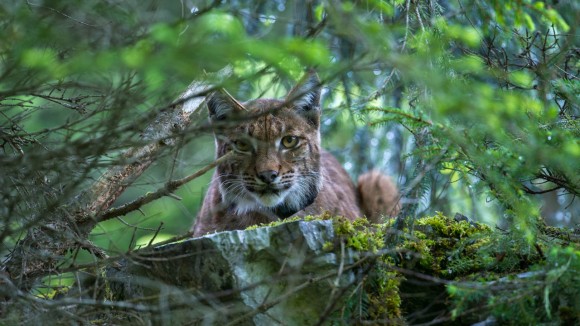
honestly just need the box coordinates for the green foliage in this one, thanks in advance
[449,246,580,324]
[361,0,578,235]
[1,0,578,323]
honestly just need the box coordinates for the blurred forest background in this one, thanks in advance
[0,0,578,324]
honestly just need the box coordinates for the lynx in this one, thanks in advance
[192,73,400,236]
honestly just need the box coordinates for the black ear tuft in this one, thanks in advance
[286,71,321,112]
[286,71,321,126]
[206,89,245,121]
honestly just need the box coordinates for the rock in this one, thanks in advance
[108,220,359,325]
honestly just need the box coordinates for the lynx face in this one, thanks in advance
[207,74,322,218]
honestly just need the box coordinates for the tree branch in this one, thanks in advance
[100,151,233,221]
[2,68,231,290]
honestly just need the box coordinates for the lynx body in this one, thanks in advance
[192,74,399,236]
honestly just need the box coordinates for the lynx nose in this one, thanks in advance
[257,170,279,184]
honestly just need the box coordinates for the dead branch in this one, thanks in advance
[100,151,233,221]
[2,68,231,290]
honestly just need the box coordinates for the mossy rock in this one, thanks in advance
[323,212,580,325]
[69,212,580,325]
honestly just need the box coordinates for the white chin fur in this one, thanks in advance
[254,193,285,207]
[220,180,306,215]
[227,193,285,215]
[226,190,288,215]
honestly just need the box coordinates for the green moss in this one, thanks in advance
[328,215,403,321]
[399,212,496,278]
[244,216,303,230]
[332,216,388,253]
[416,212,491,238]
[244,211,336,231]
[322,241,334,252]
[364,256,403,322]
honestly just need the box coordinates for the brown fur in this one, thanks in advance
[192,73,400,236]
[358,170,401,220]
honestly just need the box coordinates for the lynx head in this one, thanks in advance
[207,72,322,218]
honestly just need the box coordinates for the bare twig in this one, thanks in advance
[100,151,233,221]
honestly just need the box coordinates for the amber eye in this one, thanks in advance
[234,139,252,152]
[281,136,299,149]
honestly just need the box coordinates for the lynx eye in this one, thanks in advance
[281,136,299,149]
[234,139,252,152]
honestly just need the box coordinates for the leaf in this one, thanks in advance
[523,13,536,31]
[543,9,570,32]
[367,0,394,17]
[314,3,325,22]
[543,285,551,319]
[447,284,458,296]
[510,71,533,88]
[195,12,246,39]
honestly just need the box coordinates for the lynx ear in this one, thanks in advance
[286,71,321,125]
[206,89,246,121]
